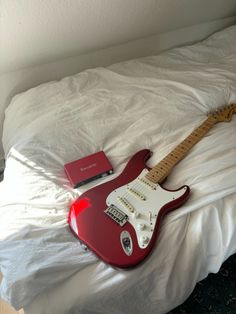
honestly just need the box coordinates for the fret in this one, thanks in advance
[162,159,172,167]
[146,116,217,183]
[155,167,165,176]
[159,162,169,171]
[175,145,185,154]
[159,159,173,171]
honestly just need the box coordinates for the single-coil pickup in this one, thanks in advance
[117,196,135,213]
[138,177,157,190]
[127,187,146,200]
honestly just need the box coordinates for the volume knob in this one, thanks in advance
[138,223,145,230]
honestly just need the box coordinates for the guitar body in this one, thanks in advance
[68,104,236,267]
[68,149,190,268]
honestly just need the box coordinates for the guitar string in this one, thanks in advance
[106,105,236,239]
[111,112,215,218]
[109,176,157,245]
[110,172,158,221]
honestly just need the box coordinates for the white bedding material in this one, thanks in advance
[0,25,236,313]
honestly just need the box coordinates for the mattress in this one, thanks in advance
[0,25,236,314]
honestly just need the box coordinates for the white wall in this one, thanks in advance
[1,0,236,73]
[1,0,236,157]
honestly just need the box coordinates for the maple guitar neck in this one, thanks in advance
[146,109,233,184]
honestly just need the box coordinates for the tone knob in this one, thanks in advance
[141,235,149,245]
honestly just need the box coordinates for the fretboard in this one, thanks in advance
[145,116,217,183]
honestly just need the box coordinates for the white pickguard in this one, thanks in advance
[106,169,187,249]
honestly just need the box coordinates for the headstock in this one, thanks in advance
[209,103,236,123]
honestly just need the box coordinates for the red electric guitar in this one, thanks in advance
[68,103,236,268]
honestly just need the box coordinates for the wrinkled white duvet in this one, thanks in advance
[0,26,236,313]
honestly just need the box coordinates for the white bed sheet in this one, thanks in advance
[0,25,236,313]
